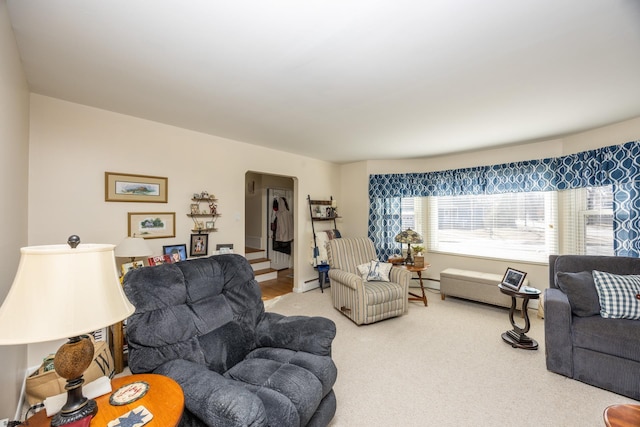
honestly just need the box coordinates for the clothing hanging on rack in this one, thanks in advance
[272,197,293,254]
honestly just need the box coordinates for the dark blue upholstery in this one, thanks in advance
[123,254,337,426]
[545,255,640,400]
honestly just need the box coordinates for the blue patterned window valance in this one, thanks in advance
[368,140,640,258]
[370,141,640,199]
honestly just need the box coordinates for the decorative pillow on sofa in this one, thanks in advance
[356,261,392,282]
[556,271,600,317]
[592,270,640,320]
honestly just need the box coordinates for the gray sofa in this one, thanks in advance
[123,254,337,426]
[545,255,640,400]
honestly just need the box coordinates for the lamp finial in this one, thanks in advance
[67,235,81,248]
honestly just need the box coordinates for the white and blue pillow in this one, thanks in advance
[592,270,640,320]
[357,260,392,282]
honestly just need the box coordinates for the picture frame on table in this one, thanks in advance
[190,234,209,257]
[105,172,168,203]
[128,212,176,239]
[121,260,144,277]
[501,267,527,291]
[216,243,234,254]
[148,254,172,266]
[163,244,187,263]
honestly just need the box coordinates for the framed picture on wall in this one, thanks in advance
[128,212,176,239]
[105,172,168,203]
[190,234,208,257]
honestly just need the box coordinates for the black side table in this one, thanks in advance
[498,284,540,350]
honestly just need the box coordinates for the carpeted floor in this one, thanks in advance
[266,287,637,427]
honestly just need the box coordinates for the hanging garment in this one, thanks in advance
[273,197,293,255]
[275,197,293,243]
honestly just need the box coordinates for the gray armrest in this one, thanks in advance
[544,288,573,377]
[256,312,336,356]
[155,359,266,426]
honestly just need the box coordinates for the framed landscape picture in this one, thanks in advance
[128,212,176,239]
[105,172,168,203]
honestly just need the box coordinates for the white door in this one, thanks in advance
[267,188,293,270]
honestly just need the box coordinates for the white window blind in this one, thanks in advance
[559,186,614,255]
[422,192,558,262]
[400,198,424,237]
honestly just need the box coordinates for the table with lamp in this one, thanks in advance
[0,235,183,426]
[112,235,152,373]
[394,229,430,306]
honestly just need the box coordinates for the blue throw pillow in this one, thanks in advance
[592,270,640,320]
[556,271,600,317]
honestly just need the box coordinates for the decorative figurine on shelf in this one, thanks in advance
[200,191,209,199]
[209,201,217,215]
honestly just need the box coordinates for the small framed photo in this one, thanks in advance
[163,244,187,262]
[121,260,144,277]
[190,234,209,257]
[205,220,215,230]
[147,254,172,266]
[501,267,527,291]
[190,204,200,215]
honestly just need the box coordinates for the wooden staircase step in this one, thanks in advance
[254,268,278,282]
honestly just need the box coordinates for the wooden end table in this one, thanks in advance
[498,284,540,350]
[22,373,184,427]
[604,404,640,427]
[402,264,431,306]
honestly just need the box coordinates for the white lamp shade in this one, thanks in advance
[114,236,152,259]
[0,243,135,345]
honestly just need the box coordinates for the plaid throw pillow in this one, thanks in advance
[592,270,640,320]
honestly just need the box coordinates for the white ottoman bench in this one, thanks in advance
[440,268,527,310]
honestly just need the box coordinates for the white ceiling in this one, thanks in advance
[7,1,640,164]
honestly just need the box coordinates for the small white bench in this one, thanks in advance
[440,268,528,310]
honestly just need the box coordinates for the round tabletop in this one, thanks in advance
[498,283,540,299]
[402,264,430,273]
[604,404,640,427]
[23,373,184,427]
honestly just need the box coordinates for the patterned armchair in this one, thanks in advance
[326,237,412,325]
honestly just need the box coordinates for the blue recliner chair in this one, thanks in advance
[123,254,337,426]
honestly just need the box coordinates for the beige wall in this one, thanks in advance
[26,94,341,363]
[339,118,640,293]
[0,0,30,417]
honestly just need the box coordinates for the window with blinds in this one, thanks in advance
[559,185,614,255]
[402,192,558,263]
[400,187,613,262]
